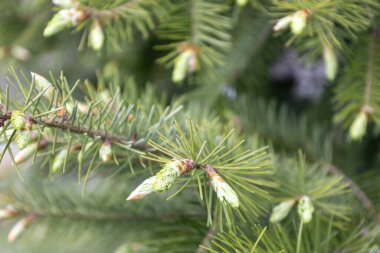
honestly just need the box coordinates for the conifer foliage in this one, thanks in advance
[0,0,380,252]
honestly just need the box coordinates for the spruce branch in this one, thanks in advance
[0,71,184,188]
[43,0,172,50]
[128,120,274,227]
[205,219,380,252]
[0,112,132,144]
[235,98,376,214]
[271,0,379,68]
[0,165,210,247]
[334,17,380,140]
[127,158,241,208]
[157,0,232,82]
[268,152,351,225]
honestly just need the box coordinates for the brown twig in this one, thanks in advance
[363,25,378,108]
[0,112,138,145]
[196,224,217,253]
[327,164,375,213]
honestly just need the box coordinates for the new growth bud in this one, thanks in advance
[274,9,310,35]
[273,15,293,32]
[172,48,198,83]
[52,149,68,173]
[11,111,26,130]
[236,0,248,7]
[291,10,308,35]
[349,110,368,140]
[153,165,179,192]
[88,20,105,51]
[44,8,87,37]
[297,195,314,224]
[205,165,239,208]
[15,140,48,164]
[10,45,31,61]
[8,213,35,242]
[127,159,195,200]
[14,131,30,150]
[99,141,112,162]
[15,143,37,164]
[324,46,338,81]
[153,159,195,192]
[127,176,156,201]
[270,199,296,223]
[0,205,18,221]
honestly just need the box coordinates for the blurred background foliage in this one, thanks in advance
[0,0,380,252]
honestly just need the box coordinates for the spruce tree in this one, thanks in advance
[0,0,379,252]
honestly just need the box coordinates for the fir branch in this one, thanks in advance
[205,220,379,252]
[234,97,376,214]
[14,208,204,223]
[43,0,172,50]
[156,0,232,80]
[131,120,274,225]
[334,17,380,134]
[0,112,131,144]
[271,0,379,52]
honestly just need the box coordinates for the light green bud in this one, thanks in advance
[153,163,179,192]
[127,176,156,201]
[270,199,296,223]
[44,8,87,37]
[236,0,248,7]
[324,46,338,81]
[127,160,195,200]
[52,149,67,173]
[291,10,307,35]
[14,131,30,150]
[172,50,193,83]
[99,142,112,162]
[43,11,72,37]
[349,111,368,140]
[14,139,48,164]
[297,195,314,224]
[211,173,239,208]
[88,20,105,51]
[10,45,31,61]
[15,143,38,164]
[11,111,26,130]
[273,15,293,31]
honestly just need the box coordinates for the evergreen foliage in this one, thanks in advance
[0,0,379,252]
